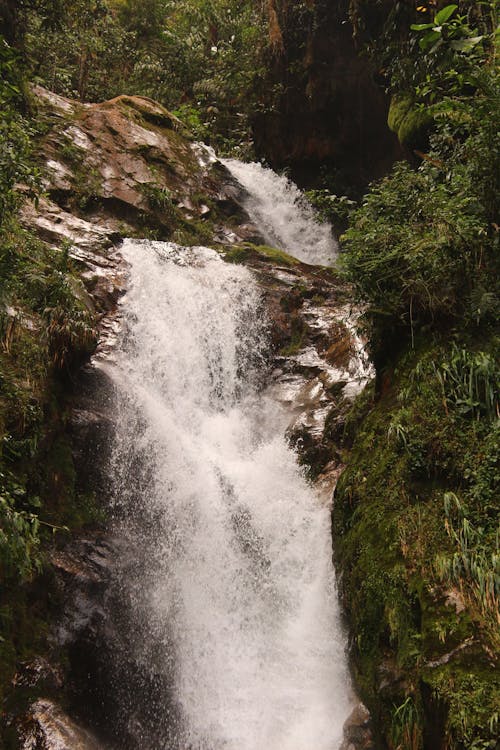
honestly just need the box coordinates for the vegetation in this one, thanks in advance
[332,2,499,747]
[0,0,272,154]
[0,33,100,707]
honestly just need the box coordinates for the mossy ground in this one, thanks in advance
[333,331,499,749]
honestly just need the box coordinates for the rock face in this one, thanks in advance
[252,0,403,193]
[17,700,100,750]
[23,87,248,265]
[229,246,373,490]
[340,702,375,750]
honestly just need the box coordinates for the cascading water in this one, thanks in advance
[221,158,338,266]
[104,238,353,749]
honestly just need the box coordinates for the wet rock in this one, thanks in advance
[20,197,114,253]
[52,536,117,649]
[31,85,232,239]
[12,659,64,694]
[17,699,101,750]
[234,256,374,481]
[340,702,375,750]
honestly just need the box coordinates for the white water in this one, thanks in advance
[109,239,352,749]
[221,159,338,266]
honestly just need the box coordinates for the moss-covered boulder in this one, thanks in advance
[387,94,434,150]
[23,86,247,249]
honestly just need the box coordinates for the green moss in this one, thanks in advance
[333,333,499,748]
[116,96,175,131]
[388,94,433,149]
[59,137,85,168]
[388,93,414,133]
[279,314,307,356]
[224,243,300,267]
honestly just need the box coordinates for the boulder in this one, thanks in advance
[17,700,100,750]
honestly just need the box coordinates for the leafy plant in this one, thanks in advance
[0,38,40,224]
[410,4,484,54]
[436,492,499,650]
[391,696,422,750]
[304,189,356,228]
[0,477,41,582]
[43,304,96,369]
[140,182,176,216]
[436,346,499,421]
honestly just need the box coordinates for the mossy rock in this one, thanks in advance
[388,94,434,150]
[223,243,300,267]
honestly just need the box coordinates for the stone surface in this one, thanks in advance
[252,0,403,192]
[234,251,373,486]
[340,702,375,750]
[30,85,242,241]
[17,700,100,750]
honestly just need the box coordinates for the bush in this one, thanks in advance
[340,57,499,367]
[340,160,486,361]
[0,38,39,224]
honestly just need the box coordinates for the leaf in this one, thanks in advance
[435,4,458,25]
[411,23,434,31]
[450,36,484,52]
[419,29,441,50]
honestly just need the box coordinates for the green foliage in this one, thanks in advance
[26,0,135,102]
[0,475,41,582]
[44,304,96,369]
[436,346,499,421]
[391,696,422,750]
[20,0,268,152]
[304,189,357,229]
[349,0,497,102]
[140,182,176,215]
[427,668,500,750]
[0,222,98,583]
[436,491,499,649]
[340,158,490,362]
[0,38,39,224]
[340,33,499,364]
[410,3,488,58]
[334,336,499,748]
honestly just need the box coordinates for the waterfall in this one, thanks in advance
[106,239,352,749]
[221,159,338,266]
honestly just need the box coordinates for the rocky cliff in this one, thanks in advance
[252,0,403,193]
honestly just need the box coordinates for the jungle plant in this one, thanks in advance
[436,346,499,421]
[410,4,486,55]
[304,189,357,230]
[435,492,499,649]
[0,478,41,582]
[43,301,97,370]
[0,38,39,224]
[140,182,176,216]
[390,696,422,750]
